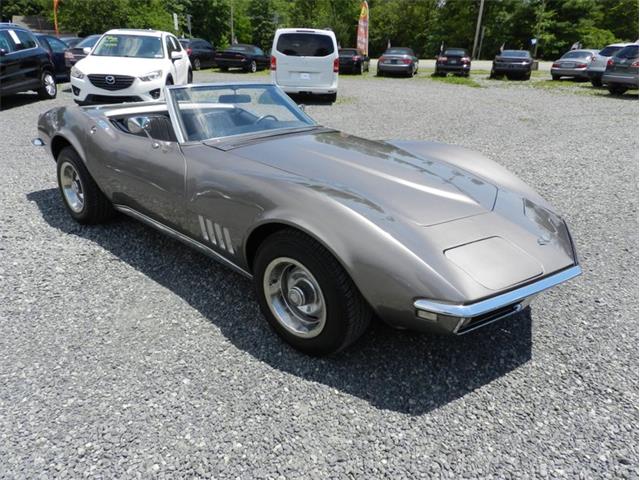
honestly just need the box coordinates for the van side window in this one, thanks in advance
[276,33,334,57]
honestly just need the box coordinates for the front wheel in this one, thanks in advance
[591,77,602,87]
[37,70,57,99]
[254,229,371,355]
[56,147,114,224]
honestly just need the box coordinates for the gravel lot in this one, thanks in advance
[0,69,637,479]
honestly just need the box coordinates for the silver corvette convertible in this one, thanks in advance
[35,82,581,355]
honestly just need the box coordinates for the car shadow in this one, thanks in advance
[0,93,47,111]
[286,93,335,106]
[28,188,533,415]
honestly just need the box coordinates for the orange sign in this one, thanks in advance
[356,1,369,56]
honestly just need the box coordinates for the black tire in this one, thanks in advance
[219,66,228,72]
[591,78,602,87]
[37,70,57,99]
[187,69,193,83]
[254,229,371,355]
[608,85,628,95]
[166,76,173,86]
[489,70,496,79]
[358,62,364,75]
[523,72,531,80]
[377,69,383,77]
[56,146,114,224]
[326,92,337,103]
[193,57,201,70]
[551,74,560,81]
[247,60,257,73]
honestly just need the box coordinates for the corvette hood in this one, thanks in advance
[230,131,497,226]
[74,55,165,77]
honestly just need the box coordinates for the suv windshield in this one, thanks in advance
[599,46,624,57]
[169,84,316,142]
[76,35,100,49]
[276,33,334,57]
[615,45,639,59]
[501,50,529,58]
[92,34,164,58]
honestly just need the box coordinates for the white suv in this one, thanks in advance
[271,28,339,102]
[70,29,192,105]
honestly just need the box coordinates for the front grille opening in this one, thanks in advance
[457,303,521,334]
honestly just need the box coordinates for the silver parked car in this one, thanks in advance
[35,82,581,355]
[376,47,418,77]
[551,49,599,80]
[587,43,633,87]
[602,44,639,95]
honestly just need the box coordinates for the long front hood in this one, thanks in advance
[74,55,162,77]
[229,131,498,226]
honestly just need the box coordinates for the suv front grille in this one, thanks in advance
[88,74,135,91]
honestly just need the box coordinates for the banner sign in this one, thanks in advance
[356,1,369,56]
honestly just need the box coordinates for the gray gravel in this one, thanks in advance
[0,70,637,479]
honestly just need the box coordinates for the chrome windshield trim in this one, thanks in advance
[414,265,582,318]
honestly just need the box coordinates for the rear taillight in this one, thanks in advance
[333,57,339,72]
[186,47,192,56]
[631,61,639,68]
[607,58,614,67]
[437,56,447,62]
[402,58,411,64]
[270,55,276,70]
[462,56,470,63]
[576,63,587,68]
[352,55,360,61]
[552,62,560,68]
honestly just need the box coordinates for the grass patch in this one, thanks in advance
[428,74,482,88]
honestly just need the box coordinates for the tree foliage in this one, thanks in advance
[1,0,637,59]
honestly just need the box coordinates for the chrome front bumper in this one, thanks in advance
[414,265,582,334]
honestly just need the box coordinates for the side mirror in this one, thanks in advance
[171,51,183,60]
[82,47,91,55]
[126,116,151,135]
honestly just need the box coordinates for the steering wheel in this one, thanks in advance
[255,114,278,124]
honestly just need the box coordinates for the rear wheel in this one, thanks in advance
[193,57,201,70]
[219,66,228,72]
[325,92,337,103]
[254,229,371,355]
[608,85,628,95]
[376,69,383,77]
[591,77,602,87]
[247,60,257,73]
[358,62,364,75]
[37,70,57,99]
[56,147,114,224]
[551,74,560,81]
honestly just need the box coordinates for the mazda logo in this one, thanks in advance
[104,75,115,85]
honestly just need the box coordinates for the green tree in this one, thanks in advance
[247,0,277,50]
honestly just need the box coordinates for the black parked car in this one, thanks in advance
[35,34,69,81]
[435,48,471,76]
[63,34,101,68]
[0,23,57,99]
[490,49,533,80]
[338,48,369,74]
[214,44,269,72]
[602,44,639,95]
[179,37,216,70]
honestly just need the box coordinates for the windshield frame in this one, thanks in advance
[91,33,166,59]
[166,82,318,145]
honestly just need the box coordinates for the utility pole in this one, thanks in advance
[471,0,485,60]
[477,26,486,60]
[230,2,235,44]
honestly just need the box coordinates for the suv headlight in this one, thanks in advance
[70,66,84,79]
[139,70,162,82]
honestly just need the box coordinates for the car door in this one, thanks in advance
[254,47,269,68]
[90,113,187,230]
[202,40,216,67]
[43,36,68,80]
[12,29,41,90]
[0,30,20,93]
[166,35,189,84]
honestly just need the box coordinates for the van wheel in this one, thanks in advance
[37,70,57,99]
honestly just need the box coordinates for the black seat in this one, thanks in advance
[146,115,177,142]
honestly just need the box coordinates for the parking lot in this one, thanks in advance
[1,69,638,478]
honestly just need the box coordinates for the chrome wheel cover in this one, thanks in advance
[251,61,257,72]
[59,161,84,213]
[263,257,326,338]
[44,73,56,96]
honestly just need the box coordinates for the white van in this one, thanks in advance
[271,28,339,102]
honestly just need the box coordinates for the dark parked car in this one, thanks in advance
[63,34,100,68]
[0,23,57,99]
[490,50,533,80]
[435,48,471,77]
[551,49,599,80]
[60,36,82,48]
[179,37,216,70]
[338,48,369,74]
[214,44,269,72]
[35,34,69,81]
[377,47,418,77]
[602,44,639,95]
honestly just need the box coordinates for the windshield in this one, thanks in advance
[501,50,529,58]
[76,35,100,49]
[226,45,251,52]
[444,49,466,56]
[339,49,358,56]
[561,51,593,59]
[599,46,623,57]
[92,34,164,58]
[276,33,335,57]
[169,84,316,142]
[615,45,638,59]
[385,48,413,55]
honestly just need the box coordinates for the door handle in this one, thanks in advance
[89,125,97,134]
